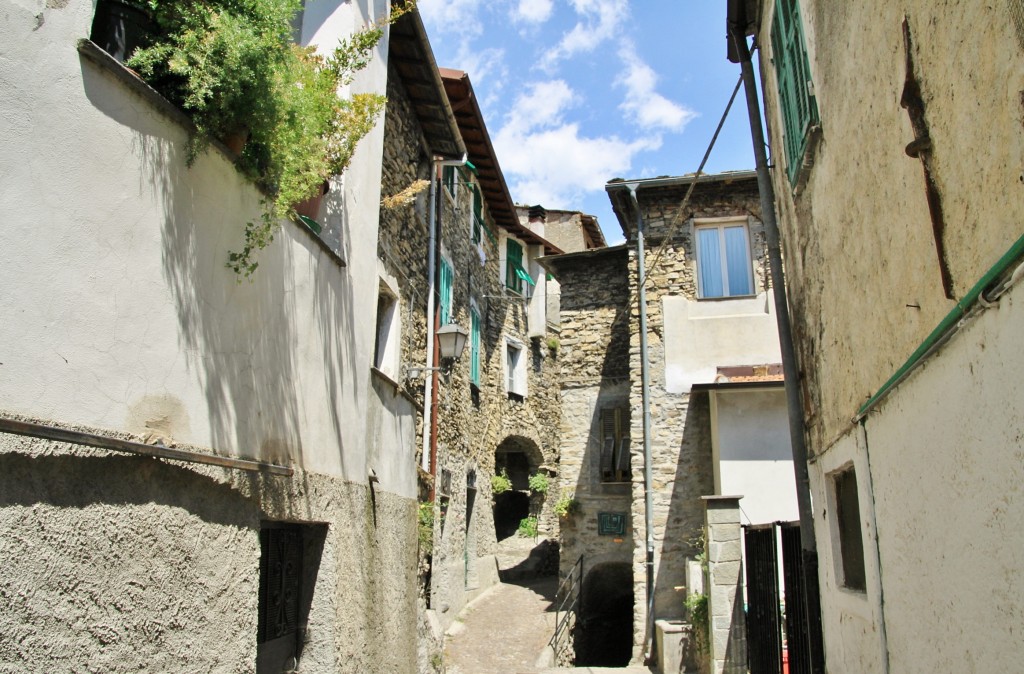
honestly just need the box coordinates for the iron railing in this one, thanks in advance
[549,554,583,666]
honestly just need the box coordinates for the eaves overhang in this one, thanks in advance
[605,170,759,241]
[440,68,562,255]
[537,243,629,277]
[389,10,465,159]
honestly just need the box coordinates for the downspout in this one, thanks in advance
[728,24,826,674]
[626,183,656,662]
[423,154,468,495]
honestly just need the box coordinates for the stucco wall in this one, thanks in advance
[710,388,797,526]
[0,423,419,673]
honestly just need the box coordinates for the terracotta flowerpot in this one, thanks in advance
[294,181,330,221]
[222,128,249,156]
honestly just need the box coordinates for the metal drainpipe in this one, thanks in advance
[423,154,468,491]
[728,27,826,674]
[627,183,656,661]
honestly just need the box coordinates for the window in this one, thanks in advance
[505,239,534,295]
[599,408,631,482]
[771,0,819,185]
[470,304,481,386]
[438,256,454,326]
[471,185,484,245]
[374,281,400,378]
[257,521,326,674]
[505,339,526,398]
[695,219,754,298]
[832,466,866,592]
[442,165,457,199]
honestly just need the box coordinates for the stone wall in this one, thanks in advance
[378,62,562,637]
[624,179,760,658]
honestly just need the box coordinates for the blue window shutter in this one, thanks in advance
[723,225,753,295]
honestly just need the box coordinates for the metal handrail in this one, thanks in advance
[549,554,583,662]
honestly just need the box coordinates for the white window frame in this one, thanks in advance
[504,337,527,398]
[692,216,755,299]
[373,269,401,379]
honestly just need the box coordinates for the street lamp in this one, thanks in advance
[405,323,469,381]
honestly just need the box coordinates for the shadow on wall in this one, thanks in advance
[79,57,361,504]
[652,391,715,623]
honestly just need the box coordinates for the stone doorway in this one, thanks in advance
[574,562,634,667]
[493,435,543,542]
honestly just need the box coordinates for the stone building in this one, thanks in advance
[543,171,797,666]
[740,1,1024,672]
[376,45,565,662]
[0,1,427,672]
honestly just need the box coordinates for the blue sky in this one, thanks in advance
[417,0,756,244]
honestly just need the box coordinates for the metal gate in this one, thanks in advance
[744,521,817,674]
[744,524,782,674]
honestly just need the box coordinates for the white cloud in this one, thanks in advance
[417,0,485,38]
[493,80,661,209]
[615,44,698,132]
[540,0,628,70]
[512,0,554,24]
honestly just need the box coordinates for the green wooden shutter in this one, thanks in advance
[470,306,481,385]
[472,186,483,244]
[506,240,523,293]
[439,258,453,325]
[772,0,819,185]
[442,165,456,197]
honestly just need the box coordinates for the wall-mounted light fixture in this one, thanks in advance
[405,323,469,382]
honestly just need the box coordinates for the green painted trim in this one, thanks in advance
[856,232,1024,419]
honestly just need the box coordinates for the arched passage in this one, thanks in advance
[574,562,634,666]
[493,435,543,541]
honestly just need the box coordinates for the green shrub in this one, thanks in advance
[491,469,512,494]
[128,0,412,277]
[685,591,709,657]
[517,516,538,538]
[527,472,549,494]
[417,502,434,555]
[553,492,581,518]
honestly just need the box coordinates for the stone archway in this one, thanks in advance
[493,435,544,541]
[574,562,634,666]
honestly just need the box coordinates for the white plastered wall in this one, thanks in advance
[663,293,782,392]
[0,0,414,498]
[709,388,798,525]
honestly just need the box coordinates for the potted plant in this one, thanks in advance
[90,0,155,64]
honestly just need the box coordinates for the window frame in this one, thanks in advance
[373,276,401,379]
[693,217,756,299]
[598,407,631,483]
[438,255,454,326]
[770,0,820,186]
[442,165,458,201]
[830,465,867,592]
[469,302,481,387]
[504,338,527,399]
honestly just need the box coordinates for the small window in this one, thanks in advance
[471,185,484,245]
[374,283,400,378]
[599,407,631,482]
[438,257,454,326]
[505,340,526,398]
[505,239,534,295]
[695,220,754,298]
[470,304,482,386]
[832,466,866,592]
[442,165,457,199]
[771,0,820,185]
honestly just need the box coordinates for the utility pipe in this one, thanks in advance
[422,154,468,483]
[0,416,293,476]
[626,183,656,661]
[728,26,826,674]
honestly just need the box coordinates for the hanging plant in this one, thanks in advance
[127,0,414,277]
